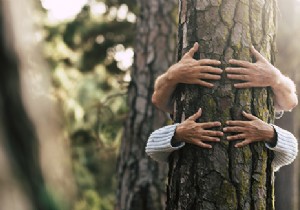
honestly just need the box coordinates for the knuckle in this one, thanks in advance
[242,75,247,80]
[198,142,205,147]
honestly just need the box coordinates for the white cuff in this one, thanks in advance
[266,124,298,171]
[146,123,185,162]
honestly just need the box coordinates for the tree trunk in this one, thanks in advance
[275,1,299,209]
[167,0,276,209]
[0,1,61,209]
[116,1,177,210]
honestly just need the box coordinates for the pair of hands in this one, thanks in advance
[170,42,277,148]
[167,42,281,88]
[173,108,275,149]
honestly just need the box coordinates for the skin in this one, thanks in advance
[153,42,298,148]
[152,42,222,113]
[223,111,275,148]
[226,46,298,111]
[172,108,223,149]
[152,43,298,113]
[173,109,275,149]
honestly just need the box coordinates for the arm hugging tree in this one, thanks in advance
[167,0,278,209]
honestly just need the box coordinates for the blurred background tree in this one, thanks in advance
[40,0,136,209]
[33,0,300,209]
[115,0,177,209]
[275,0,300,209]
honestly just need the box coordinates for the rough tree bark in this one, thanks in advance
[167,0,277,209]
[116,0,177,210]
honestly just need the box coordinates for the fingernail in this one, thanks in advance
[223,128,227,131]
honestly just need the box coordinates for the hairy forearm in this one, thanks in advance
[152,70,178,113]
[272,72,298,111]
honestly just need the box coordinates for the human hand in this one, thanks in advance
[223,111,275,148]
[225,46,281,88]
[168,42,222,88]
[173,108,223,149]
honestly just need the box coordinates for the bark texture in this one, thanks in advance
[167,0,276,209]
[116,1,177,210]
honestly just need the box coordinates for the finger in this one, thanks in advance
[227,74,250,81]
[226,133,246,141]
[225,67,249,74]
[201,136,221,142]
[242,111,257,120]
[235,139,251,148]
[201,121,222,129]
[250,46,266,62]
[202,130,224,137]
[229,59,252,68]
[226,120,249,126]
[188,108,202,121]
[195,80,214,88]
[198,59,221,66]
[223,126,247,133]
[192,66,223,74]
[185,42,199,58]
[233,82,253,88]
[195,140,213,149]
[199,73,221,80]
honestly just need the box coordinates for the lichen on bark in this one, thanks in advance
[167,0,277,209]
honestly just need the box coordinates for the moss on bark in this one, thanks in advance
[167,0,276,209]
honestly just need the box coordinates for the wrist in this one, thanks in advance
[264,124,276,144]
[166,64,180,85]
[173,125,184,144]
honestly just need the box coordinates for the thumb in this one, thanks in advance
[242,111,257,120]
[188,108,202,121]
[184,42,199,58]
[250,46,266,62]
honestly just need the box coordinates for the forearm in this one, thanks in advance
[272,72,298,111]
[152,68,178,113]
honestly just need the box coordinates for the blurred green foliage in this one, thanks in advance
[41,0,136,209]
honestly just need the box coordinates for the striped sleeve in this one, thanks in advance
[265,124,298,172]
[145,123,185,162]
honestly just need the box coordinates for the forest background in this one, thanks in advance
[2,0,300,209]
